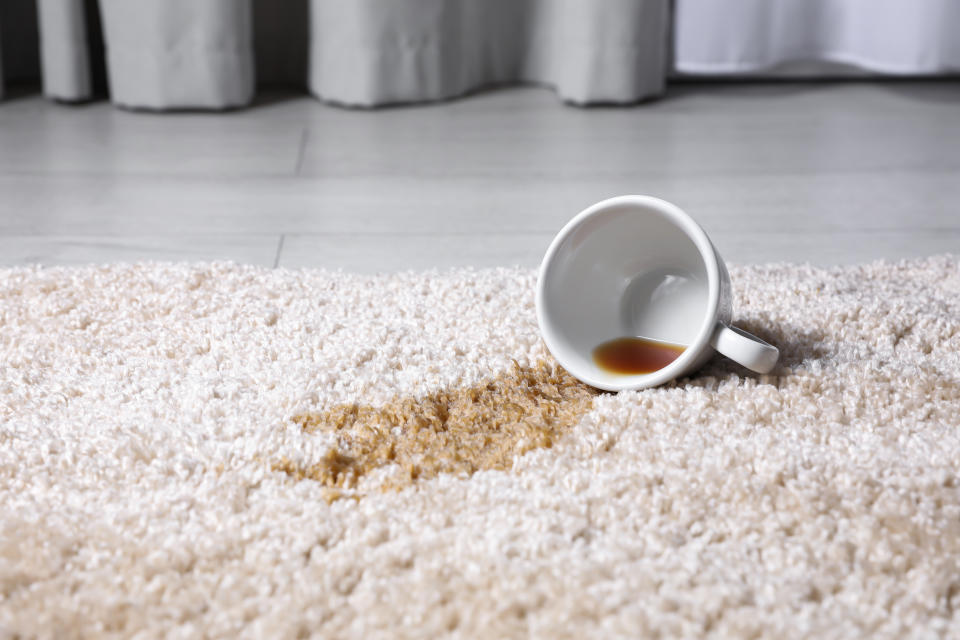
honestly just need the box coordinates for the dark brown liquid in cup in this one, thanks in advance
[593,336,686,375]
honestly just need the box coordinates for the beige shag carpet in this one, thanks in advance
[2,256,960,639]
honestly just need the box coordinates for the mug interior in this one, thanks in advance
[537,197,716,390]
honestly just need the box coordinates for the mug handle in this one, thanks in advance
[710,323,779,374]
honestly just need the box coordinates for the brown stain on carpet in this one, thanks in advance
[274,360,597,493]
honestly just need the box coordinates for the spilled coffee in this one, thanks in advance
[593,336,686,375]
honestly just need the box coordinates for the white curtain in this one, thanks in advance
[675,0,960,75]
[0,0,957,110]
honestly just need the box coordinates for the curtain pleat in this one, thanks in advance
[527,0,669,104]
[36,0,92,101]
[308,0,461,107]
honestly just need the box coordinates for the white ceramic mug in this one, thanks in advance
[536,195,779,391]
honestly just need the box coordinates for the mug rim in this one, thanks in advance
[536,194,721,391]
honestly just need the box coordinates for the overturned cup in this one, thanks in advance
[536,195,778,391]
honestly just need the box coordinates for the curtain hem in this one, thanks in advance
[677,53,960,76]
[310,42,666,108]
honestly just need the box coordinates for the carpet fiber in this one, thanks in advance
[2,256,960,638]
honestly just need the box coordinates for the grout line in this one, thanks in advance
[273,234,285,269]
[293,128,309,175]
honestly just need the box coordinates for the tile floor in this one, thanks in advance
[0,81,958,272]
